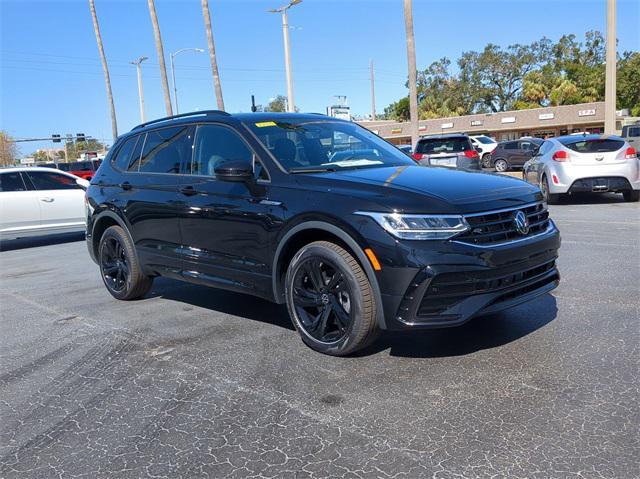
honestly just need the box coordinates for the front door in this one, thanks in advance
[177,123,278,299]
[0,171,41,237]
[124,125,195,275]
[22,170,85,229]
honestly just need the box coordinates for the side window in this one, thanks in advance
[504,142,518,150]
[628,126,640,137]
[192,124,253,177]
[0,172,28,192]
[112,135,140,171]
[520,141,535,151]
[138,126,194,174]
[25,171,81,190]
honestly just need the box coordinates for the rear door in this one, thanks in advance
[176,123,275,298]
[513,140,538,166]
[0,171,41,238]
[22,170,85,229]
[123,125,195,275]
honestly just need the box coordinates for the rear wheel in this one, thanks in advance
[285,241,378,356]
[99,226,153,300]
[481,153,492,169]
[541,175,562,204]
[623,190,640,202]
[494,159,509,172]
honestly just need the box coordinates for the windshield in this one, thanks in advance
[244,119,414,172]
[475,136,495,144]
[416,137,471,154]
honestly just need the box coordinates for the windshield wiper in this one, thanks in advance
[289,165,338,174]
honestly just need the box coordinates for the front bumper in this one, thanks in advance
[358,217,561,331]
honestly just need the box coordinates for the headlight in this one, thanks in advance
[355,211,469,240]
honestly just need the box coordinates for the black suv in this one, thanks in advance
[86,111,560,356]
[490,138,544,172]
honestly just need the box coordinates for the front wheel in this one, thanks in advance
[494,159,509,172]
[99,225,153,300]
[623,190,640,202]
[285,241,378,356]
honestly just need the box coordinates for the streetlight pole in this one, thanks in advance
[269,0,301,113]
[130,56,148,123]
[604,0,617,134]
[170,48,204,115]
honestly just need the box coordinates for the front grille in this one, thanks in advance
[455,203,549,246]
[417,259,557,317]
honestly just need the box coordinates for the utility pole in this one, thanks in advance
[403,0,419,149]
[147,0,173,116]
[370,59,376,121]
[130,56,148,123]
[269,0,301,113]
[604,0,617,134]
[201,0,225,110]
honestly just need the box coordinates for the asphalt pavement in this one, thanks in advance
[0,194,638,478]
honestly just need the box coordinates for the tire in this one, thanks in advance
[98,225,153,300]
[623,190,640,202]
[494,159,509,172]
[541,175,561,205]
[285,241,378,356]
[481,154,492,169]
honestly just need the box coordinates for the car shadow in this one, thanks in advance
[0,232,86,252]
[556,192,625,205]
[358,293,558,358]
[148,277,295,331]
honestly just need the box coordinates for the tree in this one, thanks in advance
[0,131,19,166]
[265,95,298,112]
[201,0,225,110]
[384,97,410,121]
[148,0,173,116]
[617,51,640,115]
[89,0,118,141]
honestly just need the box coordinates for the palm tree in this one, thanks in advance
[89,0,118,141]
[201,0,225,110]
[403,0,419,149]
[147,0,173,116]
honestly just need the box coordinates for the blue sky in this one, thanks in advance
[1,0,638,154]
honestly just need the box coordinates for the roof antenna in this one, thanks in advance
[251,95,257,113]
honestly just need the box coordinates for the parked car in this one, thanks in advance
[523,134,639,203]
[86,111,560,356]
[490,138,543,172]
[621,124,640,149]
[397,144,413,156]
[469,135,498,168]
[0,167,89,240]
[56,160,101,180]
[412,134,480,170]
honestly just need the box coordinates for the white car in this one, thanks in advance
[523,135,639,203]
[469,135,498,168]
[0,167,89,240]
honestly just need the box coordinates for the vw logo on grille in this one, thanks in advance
[513,210,530,235]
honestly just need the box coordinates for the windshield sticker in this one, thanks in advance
[255,121,277,128]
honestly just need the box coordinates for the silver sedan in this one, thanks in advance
[523,134,640,203]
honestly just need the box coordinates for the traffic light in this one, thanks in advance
[76,133,85,142]
[52,134,61,143]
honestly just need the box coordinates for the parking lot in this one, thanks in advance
[0,194,638,478]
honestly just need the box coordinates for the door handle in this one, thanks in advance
[40,197,54,202]
[119,181,132,191]
[179,185,198,196]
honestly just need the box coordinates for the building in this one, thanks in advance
[358,101,634,145]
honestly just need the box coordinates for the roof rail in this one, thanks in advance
[131,110,231,131]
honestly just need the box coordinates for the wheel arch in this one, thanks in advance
[272,221,387,329]
[89,210,136,263]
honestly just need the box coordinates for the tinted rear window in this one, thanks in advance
[0,172,28,192]
[559,138,624,153]
[416,137,471,154]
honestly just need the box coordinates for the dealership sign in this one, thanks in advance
[441,122,454,129]
[539,113,554,120]
[501,117,516,124]
[578,109,596,117]
[470,120,483,126]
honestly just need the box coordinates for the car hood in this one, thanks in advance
[297,165,541,214]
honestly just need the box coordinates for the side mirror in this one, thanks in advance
[214,158,253,182]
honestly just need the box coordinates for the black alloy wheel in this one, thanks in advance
[291,257,351,343]
[101,236,129,294]
[285,241,377,356]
